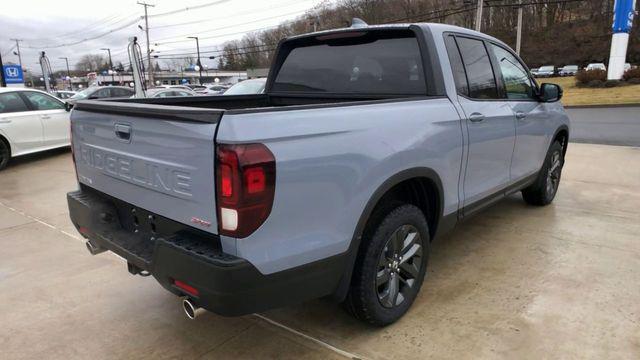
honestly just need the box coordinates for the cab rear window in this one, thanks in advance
[272,31,426,95]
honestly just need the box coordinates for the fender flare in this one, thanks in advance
[551,125,570,156]
[332,167,445,301]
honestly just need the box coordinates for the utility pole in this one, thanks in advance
[0,51,6,87]
[59,57,71,90]
[101,48,114,84]
[515,0,523,55]
[187,36,203,84]
[474,0,484,32]
[138,1,155,87]
[9,39,23,69]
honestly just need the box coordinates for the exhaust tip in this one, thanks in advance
[85,240,106,255]
[183,298,203,320]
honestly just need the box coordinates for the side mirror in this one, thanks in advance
[64,102,73,112]
[88,95,99,100]
[539,83,563,102]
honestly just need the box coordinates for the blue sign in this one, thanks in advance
[3,65,24,84]
[612,0,636,33]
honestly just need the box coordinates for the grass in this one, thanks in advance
[539,76,640,107]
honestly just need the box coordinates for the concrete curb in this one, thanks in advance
[564,103,640,109]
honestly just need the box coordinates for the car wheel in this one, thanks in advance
[0,139,9,171]
[522,140,564,206]
[345,204,429,326]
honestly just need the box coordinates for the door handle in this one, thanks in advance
[114,123,132,142]
[468,113,485,122]
[515,111,527,120]
[0,118,11,124]
[40,115,51,120]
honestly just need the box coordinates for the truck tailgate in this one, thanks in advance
[71,101,222,234]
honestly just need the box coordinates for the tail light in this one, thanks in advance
[216,143,275,238]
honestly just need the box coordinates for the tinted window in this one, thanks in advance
[22,92,64,110]
[0,92,30,113]
[92,88,111,98]
[490,44,535,100]
[456,37,499,99]
[444,35,469,96]
[273,33,426,95]
[111,88,134,97]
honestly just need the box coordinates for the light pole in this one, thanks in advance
[101,48,114,84]
[59,57,71,90]
[188,36,203,84]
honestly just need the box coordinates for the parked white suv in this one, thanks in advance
[586,63,606,71]
[0,88,70,170]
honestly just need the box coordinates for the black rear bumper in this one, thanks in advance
[67,187,347,316]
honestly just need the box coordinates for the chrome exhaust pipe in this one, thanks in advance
[182,298,206,320]
[85,240,106,255]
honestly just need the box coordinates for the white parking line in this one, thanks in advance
[0,200,365,360]
[252,313,364,359]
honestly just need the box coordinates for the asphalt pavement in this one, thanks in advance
[566,106,640,147]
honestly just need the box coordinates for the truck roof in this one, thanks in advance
[284,22,508,49]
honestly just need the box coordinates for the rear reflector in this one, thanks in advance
[174,279,199,296]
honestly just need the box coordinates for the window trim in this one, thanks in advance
[443,32,541,103]
[486,41,540,103]
[444,34,470,97]
[445,32,502,102]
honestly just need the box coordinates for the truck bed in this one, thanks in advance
[87,93,420,113]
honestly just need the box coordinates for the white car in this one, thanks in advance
[198,84,230,95]
[0,88,70,170]
[223,78,267,95]
[586,63,606,71]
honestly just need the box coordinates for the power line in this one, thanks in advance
[1,44,16,58]
[149,0,233,18]
[150,0,314,29]
[21,17,142,49]
[19,14,142,44]
[152,9,308,44]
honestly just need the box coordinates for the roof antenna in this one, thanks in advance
[350,18,368,28]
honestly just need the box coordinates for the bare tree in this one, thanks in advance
[75,54,107,72]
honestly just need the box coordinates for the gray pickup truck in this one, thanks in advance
[67,22,569,325]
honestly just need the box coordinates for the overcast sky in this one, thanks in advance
[0,0,328,75]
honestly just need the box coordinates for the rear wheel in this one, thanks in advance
[345,204,429,326]
[0,139,9,171]
[522,140,564,206]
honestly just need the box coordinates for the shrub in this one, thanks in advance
[622,67,640,81]
[587,80,604,88]
[604,80,620,88]
[628,78,640,85]
[576,69,606,86]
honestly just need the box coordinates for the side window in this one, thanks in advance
[111,88,134,97]
[93,88,111,98]
[0,92,30,114]
[489,44,536,100]
[444,35,469,96]
[22,92,65,110]
[455,37,500,99]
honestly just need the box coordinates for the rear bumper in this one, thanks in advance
[67,187,347,316]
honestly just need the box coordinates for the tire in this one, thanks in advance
[522,140,564,206]
[345,204,430,326]
[0,138,9,171]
